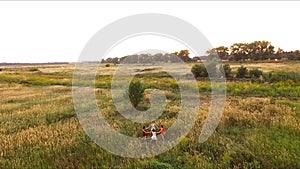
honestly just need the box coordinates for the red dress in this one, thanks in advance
[160,128,165,135]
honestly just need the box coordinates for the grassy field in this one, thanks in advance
[0,62,299,168]
[227,61,300,72]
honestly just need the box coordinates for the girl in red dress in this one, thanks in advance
[160,125,165,140]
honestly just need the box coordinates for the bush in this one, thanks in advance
[265,71,300,83]
[191,64,208,78]
[105,64,110,67]
[293,54,300,60]
[220,63,232,77]
[236,66,248,78]
[28,67,39,71]
[128,80,144,108]
[249,69,263,78]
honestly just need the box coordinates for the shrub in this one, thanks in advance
[128,80,144,108]
[265,71,300,83]
[191,64,208,78]
[28,67,39,71]
[293,54,300,60]
[249,69,263,78]
[220,63,232,77]
[105,64,110,67]
[236,66,248,78]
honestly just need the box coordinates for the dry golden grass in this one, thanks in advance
[0,62,299,168]
[0,118,81,153]
[38,64,74,73]
[229,61,300,72]
[221,97,300,130]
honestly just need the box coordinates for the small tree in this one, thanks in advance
[236,66,248,78]
[191,64,208,78]
[128,80,144,108]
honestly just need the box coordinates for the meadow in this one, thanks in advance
[0,62,299,168]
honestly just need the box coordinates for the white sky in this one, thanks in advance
[0,1,299,63]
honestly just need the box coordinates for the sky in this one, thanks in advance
[0,1,299,63]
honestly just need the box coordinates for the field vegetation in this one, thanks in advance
[0,62,299,168]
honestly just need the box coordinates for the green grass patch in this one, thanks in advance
[45,108,76,125]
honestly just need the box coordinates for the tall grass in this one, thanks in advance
[0,63,299,168]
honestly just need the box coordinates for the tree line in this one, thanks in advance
[101,40,300,64]
[206,40,300,61]
[101,50,191,64]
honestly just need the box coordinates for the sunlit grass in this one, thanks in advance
[228,61,300,72]
[0,62,299,168]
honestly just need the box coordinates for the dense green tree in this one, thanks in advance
[128,80,144,108]
[191,64,208,78]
